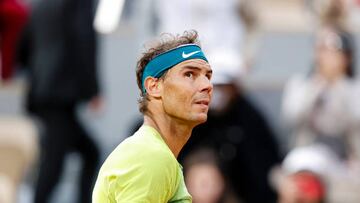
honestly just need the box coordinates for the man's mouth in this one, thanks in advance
[194,99,210,106]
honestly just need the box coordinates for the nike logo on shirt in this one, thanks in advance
[182,51,201,58]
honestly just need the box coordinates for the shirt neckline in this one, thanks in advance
[140,125,183,168]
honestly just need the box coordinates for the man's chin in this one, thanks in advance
[193,113,208,125]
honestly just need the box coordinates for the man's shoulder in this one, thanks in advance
[97,131,179,192]
[103,127,177,171]
[93,129,181,203]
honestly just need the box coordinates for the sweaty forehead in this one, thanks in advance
[177,59,211,69]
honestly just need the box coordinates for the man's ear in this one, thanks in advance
[144,77,162,97]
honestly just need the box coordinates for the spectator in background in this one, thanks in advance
[237,0,261,67]
[0,117,38,203]
[179,49,281,203]
[153,0,244,57]
[0,0,28,81]
[281,28,360,161]
[274,145,330,203]
[272,142,360,203]
[152,0,263,70]
[16,0,101,202]
[183,149,230,203]
[303,0,360,32]
[304,0,348,28]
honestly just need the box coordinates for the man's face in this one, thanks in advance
[160,59,213,125]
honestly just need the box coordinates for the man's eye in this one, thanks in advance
[185,72,193,77]
[206,74,212,80]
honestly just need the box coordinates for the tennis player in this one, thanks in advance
[92,30,212,202]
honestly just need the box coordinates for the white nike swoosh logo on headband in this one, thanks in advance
[182,50,201,58]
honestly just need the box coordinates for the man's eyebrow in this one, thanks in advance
[182,65,212,74]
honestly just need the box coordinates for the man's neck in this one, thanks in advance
[143,115,193,158]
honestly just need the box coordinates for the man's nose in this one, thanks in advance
[199,75,213,93]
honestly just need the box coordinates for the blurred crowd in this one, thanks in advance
[1,0,360,202]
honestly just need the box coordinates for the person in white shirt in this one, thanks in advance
[282,27,359,161]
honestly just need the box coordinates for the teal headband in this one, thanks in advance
[141,44,208,93]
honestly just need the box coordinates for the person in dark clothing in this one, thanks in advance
[180,94,280,203]
[178,50,281,203]
[16,0,100,202]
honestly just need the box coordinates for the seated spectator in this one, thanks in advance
[282,27,359,161]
